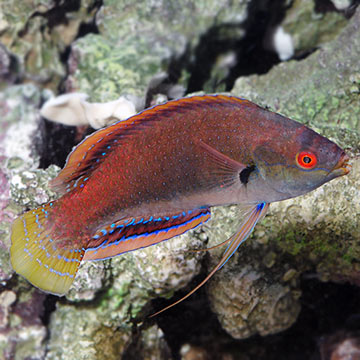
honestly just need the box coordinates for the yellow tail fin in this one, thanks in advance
[10,201,85,295]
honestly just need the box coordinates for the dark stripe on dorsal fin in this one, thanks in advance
[50,95,257,194]
[83,208,211,261]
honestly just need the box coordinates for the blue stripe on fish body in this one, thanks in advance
[102,211,210,250]
[126,219,135,227]
[86,239,108,252]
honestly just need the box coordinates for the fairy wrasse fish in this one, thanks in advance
[10,95,350,310]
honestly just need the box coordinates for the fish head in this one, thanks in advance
[252,124,351,201]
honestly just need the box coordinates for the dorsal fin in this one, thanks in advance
[50,95,256,193]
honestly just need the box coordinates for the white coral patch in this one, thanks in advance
[273,26,294,61]
[40,93,137,129]
[331,0,352,10]
[40,93,89,126]
[83,97,136,129]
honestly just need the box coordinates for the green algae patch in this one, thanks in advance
[276,225,352,268]
[69,34,162,101]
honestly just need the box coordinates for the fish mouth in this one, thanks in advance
[331,153,351,177]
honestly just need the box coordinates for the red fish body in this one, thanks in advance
[10,95,350,298]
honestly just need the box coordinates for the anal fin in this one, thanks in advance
[83,208,211,261]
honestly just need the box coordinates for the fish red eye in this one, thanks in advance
[296,151,317,169]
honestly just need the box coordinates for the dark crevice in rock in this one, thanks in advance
[77,20,100,39]
[38,118,95,169]
[292,47,319,61]
[122,335,144,360]
[37,119,81,169]
[167,46,192,86]
[12,290,47,327]
[31,0,81,29]
[301,276,360,335]
[0,44,21,86]
[225,0,289,91]
[152,265,229,360]
[59,45,72,70]
[58,2,102,94]
[122,319,171,360]
[40,294,58,327]
[145,45,192,107]
[57,19,100,93]
[75,0,102,40]
[153,274,360,359]
[186,0,289,94]
[315,0,360,17]
[315,0,345,13]
[185,23,245,93]
[89,0,104,13]
[41,295,59,358]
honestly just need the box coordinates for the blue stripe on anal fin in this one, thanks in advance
[83,208,211,261]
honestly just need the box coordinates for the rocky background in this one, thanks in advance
[1,0,360,359]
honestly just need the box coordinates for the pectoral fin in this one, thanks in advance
[198,140,248,189]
